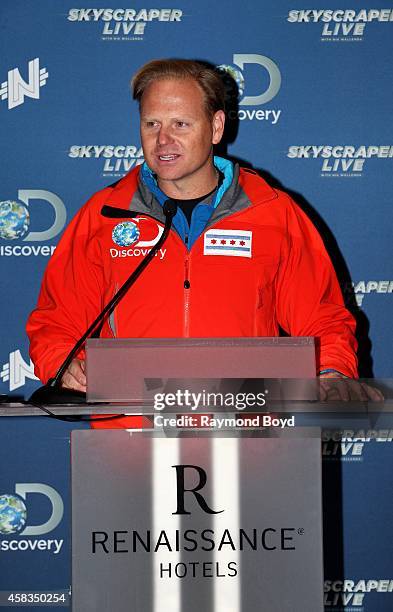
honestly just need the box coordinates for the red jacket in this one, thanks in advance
[27,164,357,421]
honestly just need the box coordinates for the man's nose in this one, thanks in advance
[157,126,174,146]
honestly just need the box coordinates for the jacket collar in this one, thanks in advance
[104,156,278,226]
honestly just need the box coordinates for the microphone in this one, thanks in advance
[29,200,178,404]
[163,199,177,219]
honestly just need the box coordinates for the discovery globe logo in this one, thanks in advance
[217,54,282,125]
[217,64,245,99]
[112,221,140,247]
[0,190,66,257]
[0,484,64,555]
[0,494,27,534]
[0,200,29,240]
[110,217,166,259]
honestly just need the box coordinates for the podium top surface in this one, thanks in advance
[86,336,316,402]
[86,336,315,348]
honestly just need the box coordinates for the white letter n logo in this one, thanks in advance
[1,58,49,109]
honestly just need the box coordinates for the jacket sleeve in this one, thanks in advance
[26,194,108,384]
[274,194,358,378]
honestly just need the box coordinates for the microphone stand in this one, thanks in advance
[29,200,178,405]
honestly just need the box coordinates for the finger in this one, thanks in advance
[61,371,86,392]
[68,361,87,387]
[318,380,328,401]
[354,381,369,401]
[327,385,343,402]
[319,374,345,401]
[334,380,350,402]
[319,388,327,401]
[320,382,341,401]
[322,379,348,402]
[345,379,368,401]
[318,380,341,401]
[361,383,384,402]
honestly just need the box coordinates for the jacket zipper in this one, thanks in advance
[183,252,191,336]
[108,283,119,337]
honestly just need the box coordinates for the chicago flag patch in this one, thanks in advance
[204,229,252,257]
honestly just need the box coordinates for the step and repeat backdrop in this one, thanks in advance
[1,1,392,610]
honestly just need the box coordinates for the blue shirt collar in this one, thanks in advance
[140,156,234,249]
[140,156,233,209]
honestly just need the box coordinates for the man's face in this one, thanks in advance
[140,78,225,193]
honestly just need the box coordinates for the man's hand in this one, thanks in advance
[61,358,86,392]
[319,372,384,402]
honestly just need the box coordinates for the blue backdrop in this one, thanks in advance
[1,1,392,610]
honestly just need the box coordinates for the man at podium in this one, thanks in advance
[26,59,358,400]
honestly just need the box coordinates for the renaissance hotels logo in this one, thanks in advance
[217,54,282,125]
[68,145,144,176]
[287,145,393,177]
[67,8,183,41]
[0,190,66,257]
[91,463,304,580]
[0,484,64,555]
[287,9,393,41]
[0,58,48,110]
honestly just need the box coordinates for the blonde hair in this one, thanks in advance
[132,59,225,118]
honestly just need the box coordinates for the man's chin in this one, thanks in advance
[148,156,182,174]
[153,168,185,182]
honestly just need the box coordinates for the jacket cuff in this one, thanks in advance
[319,368,349,378]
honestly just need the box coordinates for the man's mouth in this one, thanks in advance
[157,154,180,161]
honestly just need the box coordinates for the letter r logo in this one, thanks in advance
[171,465,224,515]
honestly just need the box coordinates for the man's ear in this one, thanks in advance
[212,110,225,145]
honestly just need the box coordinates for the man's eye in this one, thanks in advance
[145,121,158,128]
[176,121,188,128]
